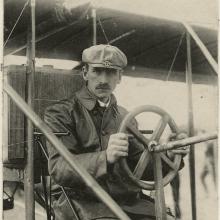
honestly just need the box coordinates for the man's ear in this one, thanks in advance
[82,66,88,81]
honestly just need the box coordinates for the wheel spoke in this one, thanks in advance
[150,116,169,142]
[133,150,151,179]
[168,117,179,133]
[126,124,149,147]
[160,153,177,170]
[118,105,181,191]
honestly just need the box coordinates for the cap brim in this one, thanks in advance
[88,63,122,70]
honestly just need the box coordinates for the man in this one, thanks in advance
[45,44,188,220]
[200,138,216,193]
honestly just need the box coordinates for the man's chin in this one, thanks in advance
[95,92,110,100]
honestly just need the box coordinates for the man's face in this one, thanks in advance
[83,64,122,102]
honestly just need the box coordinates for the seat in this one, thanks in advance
[34,131,81,220]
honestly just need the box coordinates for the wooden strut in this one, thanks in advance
[186,32,197,220]
[92,7,97,45]
[24,0,35,220]
[0,0,3,213]
[3,82,131,220]
[152,118,169,220]
[182,22,218,75]
[6,5,91,56]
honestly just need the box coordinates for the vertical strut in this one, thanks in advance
[0,0,3,215]
[24,0,35,219]
[186,32,197,220]
[153,153,167,220]
[92,7,97,45]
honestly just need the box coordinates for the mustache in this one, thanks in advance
[96,84,111,89]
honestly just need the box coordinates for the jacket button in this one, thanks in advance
[102,130,107,136]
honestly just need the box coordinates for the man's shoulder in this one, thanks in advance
[45,95,77,115]
[44,96,78,131]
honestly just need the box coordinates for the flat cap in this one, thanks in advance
[82,44,127,70]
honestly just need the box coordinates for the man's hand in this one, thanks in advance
[167,132,190,159]
[106,133,129,164]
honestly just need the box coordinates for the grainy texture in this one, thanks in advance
[3,65,84,167]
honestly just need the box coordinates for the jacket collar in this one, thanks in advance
[76,86,118,111]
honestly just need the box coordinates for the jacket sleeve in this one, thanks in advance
[44,102,108,188]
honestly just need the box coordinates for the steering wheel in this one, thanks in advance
[118,105,182,190]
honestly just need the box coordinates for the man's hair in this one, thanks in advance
[83,63,89,71]
[72,62,84,70]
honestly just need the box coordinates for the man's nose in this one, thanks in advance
[99,72,108,83]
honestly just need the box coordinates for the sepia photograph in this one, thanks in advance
[2,0,218,220]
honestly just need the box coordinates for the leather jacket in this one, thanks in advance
[44,86,167,219]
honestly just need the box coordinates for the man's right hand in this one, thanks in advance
[106,133,129,164]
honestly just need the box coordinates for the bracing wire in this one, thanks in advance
[97,16,109,44]
[166,32,186,81]
[7,2,91,55]
[4,0,30,48]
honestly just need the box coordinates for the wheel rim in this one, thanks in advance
[118,105,182,190]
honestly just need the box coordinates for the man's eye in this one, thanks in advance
[96,69,102,73]
[107,69,117,75]
[92,68,102,73]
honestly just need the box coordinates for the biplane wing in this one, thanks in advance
[4,0,218,84]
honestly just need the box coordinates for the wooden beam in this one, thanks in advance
[3,82,131,220]
[92,8,97,45]
[186,32,197,220]
[0,0,3,212]
[183,22,218,74]
[24,1,35,219]
[5,6,91,56]
[152,117,169,220]
[2,69,9,164]
[5,20,83,56]
[153,153,167,220]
